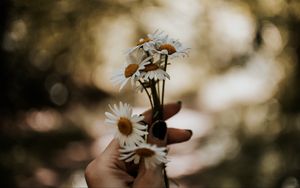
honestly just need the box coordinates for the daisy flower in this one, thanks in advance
[119,143,168,169]
[128,30,165,54]
[105,102,148,147]
[155,35,189,58]
[111,49,152,91]
[141,61,170,81]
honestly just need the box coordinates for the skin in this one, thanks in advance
[85,102,193,188]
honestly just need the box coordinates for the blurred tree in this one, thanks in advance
[1,0,300,187]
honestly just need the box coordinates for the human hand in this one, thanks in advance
[85,102,193,188]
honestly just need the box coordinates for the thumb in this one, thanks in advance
[133,160,165,188]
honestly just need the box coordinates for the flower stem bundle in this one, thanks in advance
[105,30,189,187]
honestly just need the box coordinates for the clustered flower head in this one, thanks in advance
[105,30,189,169]
[111,30,189,91]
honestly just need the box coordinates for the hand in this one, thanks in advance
[85,102,193,188]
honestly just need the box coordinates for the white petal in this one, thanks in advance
[104,119,116,125]
[134,155,140,164]
[105,112,118,120]
[119,152,135,160]
[125,154,136,162]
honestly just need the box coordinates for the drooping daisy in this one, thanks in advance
[155,35,189,58]
[111,49,152,91]
[119,143,168,169]
[105,102,148,147]
[141,61,170,81]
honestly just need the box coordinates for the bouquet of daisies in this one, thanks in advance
[104,30,189,185]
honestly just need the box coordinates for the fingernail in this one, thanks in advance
[185,129,193,136]
[152,120,167,140]
[177,101,182,105]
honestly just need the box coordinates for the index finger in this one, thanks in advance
[142,102,182,124]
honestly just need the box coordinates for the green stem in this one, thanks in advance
[150,79,162,121]
[161,55,168,109]
[138,80,153,110]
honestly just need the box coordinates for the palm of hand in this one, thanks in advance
[85,103,192,188]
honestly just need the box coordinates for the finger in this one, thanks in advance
[102,139,120,157]
[167,128,193,145]
[147,120,167,147]
[135,103,182,187]
[142,101,182,124]
[101,139,127,170]
[85,139,134,188]
[133,162,164,188]
[124,121,170,177]
[135,120,168,182]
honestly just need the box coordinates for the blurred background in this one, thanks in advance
[1,0,300,187]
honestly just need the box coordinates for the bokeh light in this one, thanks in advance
[1,0,300,187]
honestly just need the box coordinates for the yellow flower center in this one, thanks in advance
[124,64,139,78]
[117,117,133,136]
[144,63,159,72]
[158,44,176,55]
[136,148,155,157]
[137,37,151,45]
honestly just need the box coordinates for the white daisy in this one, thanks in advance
[141,62,170,81]
[155,35,190,58]
[128,30,165,54]
[119,143,168,169]
[111,50,152,91]
[105,102,148,147]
